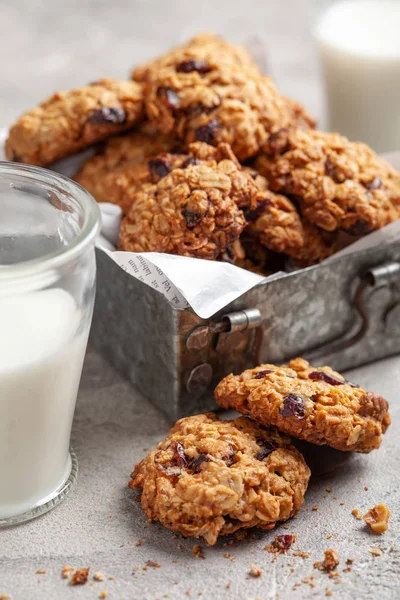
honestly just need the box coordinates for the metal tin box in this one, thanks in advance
[91,238,400,421]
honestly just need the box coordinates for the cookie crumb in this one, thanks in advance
[71,568,89,585]
[312,504,319,511]
[192,545,205,559]
[369,548,382,556]
[145,560,161,568]
[99,592,108,599]
[62,565,74,579]
[362,504,390,533]
[135,539,143,547]
[249,565,262,578]
[292,551,310,559]
[0,595,12,600]
[351,508,362,520]
[326,534,333,540]
[223,553,236,562]
[326,488,332,493]
[364,486,368,491]
[315,549,339,572]
[36,569,46,574]
[108,575,115,580]
[326,590,333,597]
[346,558,354,565]
[93,572,106,582]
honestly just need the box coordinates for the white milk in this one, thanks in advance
[315,0,400,152]
[0,289,88,519]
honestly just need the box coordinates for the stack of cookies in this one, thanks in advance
[6,34,400,273]
[129,358,390,545]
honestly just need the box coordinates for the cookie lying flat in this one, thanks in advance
[118,143,256,259]
[75,124,177,213]
[6,78,144,166]
[256,128,400,234]
[129,413,310,546]
[133,33,315,160]
[215,358,391,453]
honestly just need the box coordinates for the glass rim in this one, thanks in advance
[0,161,101,284]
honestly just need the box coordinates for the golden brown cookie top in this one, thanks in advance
[118,143,259,259]
[256,128,400,233]
[6,78,144,166]
[130,412,310,545]
[133,34,314,160]
[215,358,391,453]
[132,33,261,82]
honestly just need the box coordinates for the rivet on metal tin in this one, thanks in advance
[186,326,212,351]
[186,363,213,394]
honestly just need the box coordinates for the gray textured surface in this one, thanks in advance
[1,1,400,599]
[1,352,400,599]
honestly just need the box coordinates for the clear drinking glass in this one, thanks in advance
[0,161,100,526]
[312,0,400,153]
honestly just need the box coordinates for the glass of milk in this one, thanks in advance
[0,162,100,525]
[313,0,400,153]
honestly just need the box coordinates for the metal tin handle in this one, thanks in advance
[304,261,400,362]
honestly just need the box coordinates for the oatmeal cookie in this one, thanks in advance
[133,34,315,160]
[75,125,179,213]
[215,358,391,453]
[6,79,144,166]
[256,128,400,234]
[129,413,310,545]
[118,143,257,259]
[244,169,339,266]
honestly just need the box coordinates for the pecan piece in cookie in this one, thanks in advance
[133,34,314,160]
[256,128,400,233]
[6,79,144,166]
[119,144,255,259]
[129,413,310,545]
[215,358,391,453]
[75,124,180,213]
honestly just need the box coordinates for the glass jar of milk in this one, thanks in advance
[313,0,400,153]
[0,162,100,525]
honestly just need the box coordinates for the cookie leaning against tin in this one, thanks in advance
[256,127,400,234]
[215,358,391,453]
[5,78,144,166]
[129,413,311,546]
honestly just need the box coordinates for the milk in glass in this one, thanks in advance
[0,289,88,519]
[314,0,400,152]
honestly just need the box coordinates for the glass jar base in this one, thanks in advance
[0,449,78,527]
